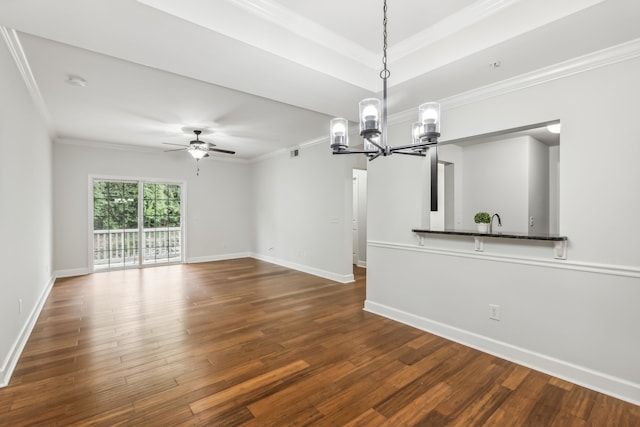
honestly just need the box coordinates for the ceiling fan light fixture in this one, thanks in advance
[188,148,207,160]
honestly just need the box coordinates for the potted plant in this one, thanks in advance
[474,212,491,233]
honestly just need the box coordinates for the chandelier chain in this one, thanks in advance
[380,0,390,79]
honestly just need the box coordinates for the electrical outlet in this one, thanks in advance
[529,216,534,227]
[489,304,500,321]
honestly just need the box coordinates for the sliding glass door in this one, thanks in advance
[142,183,182,265]
[92,179,183,271]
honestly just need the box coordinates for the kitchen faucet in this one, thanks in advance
[490,213,502,233]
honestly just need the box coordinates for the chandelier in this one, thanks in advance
[329,0,442,209]
[329,0,442,158]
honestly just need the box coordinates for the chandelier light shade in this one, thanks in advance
[419,102,441,134]
[329,0,442,211]
[330,118,349,151]
[359,98,382,137]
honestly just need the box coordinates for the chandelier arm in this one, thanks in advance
[332,149,379,155]
[392,151,427,157]
[390,142,436,152]
[368,152,382,161]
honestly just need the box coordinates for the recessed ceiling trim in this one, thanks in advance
[391,0,521,60]
[136,0,380,90]
[225,0,378,65]
[388,0,609,86]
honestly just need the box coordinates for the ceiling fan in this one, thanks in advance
[163,130,236,175]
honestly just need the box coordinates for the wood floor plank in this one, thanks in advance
[0,259,637,426]
[189,359,310,415]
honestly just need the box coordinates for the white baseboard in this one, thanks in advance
[356,260,367,268]
[55,267,91,278]
[364,300,640,406]
[252,253,354,284]
[187,252,251,264]
[0,275,56,388]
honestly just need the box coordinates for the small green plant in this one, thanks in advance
[474,212,491,224]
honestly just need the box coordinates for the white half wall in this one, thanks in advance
[366,56,640,404]
[0,37,53,386]
[53,143,251,275]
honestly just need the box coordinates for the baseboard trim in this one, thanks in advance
[187,252,251,264]
[364,300,640,406]
[0,275,56,388]
[55,267,91,278]
[356,260,367,268]
[251,253,354,284]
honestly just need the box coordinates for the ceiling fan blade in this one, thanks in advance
[162,142,189,147]
[204,142,217,148]
[164,148,188,152]
[208,148,236,155]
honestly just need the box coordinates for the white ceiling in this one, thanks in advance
[1,0,639,159]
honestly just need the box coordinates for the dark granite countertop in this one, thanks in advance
[412,228,567,241]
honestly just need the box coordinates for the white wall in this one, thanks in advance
[366,56,640,404]
[0,39,53,385]
[250,141,364,282]
[53,143,251,275]
[463,136,530,232]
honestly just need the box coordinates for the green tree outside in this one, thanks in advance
[93,181,181,230]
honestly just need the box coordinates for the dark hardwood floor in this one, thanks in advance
[1,258,638,426]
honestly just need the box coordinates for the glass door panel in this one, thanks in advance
[93,180,139,271]
[143,183,182,265]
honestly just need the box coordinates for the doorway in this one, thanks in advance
[92,179,184,271]
[352,169,367,268]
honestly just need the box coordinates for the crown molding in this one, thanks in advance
[55,137,161,153]
[388,37,640,126]
[439,37,640,110]
[1,26,56,140]
[55,137,250,163]
[249,134,330,163]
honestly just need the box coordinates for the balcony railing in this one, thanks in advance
[93,227,182,270]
